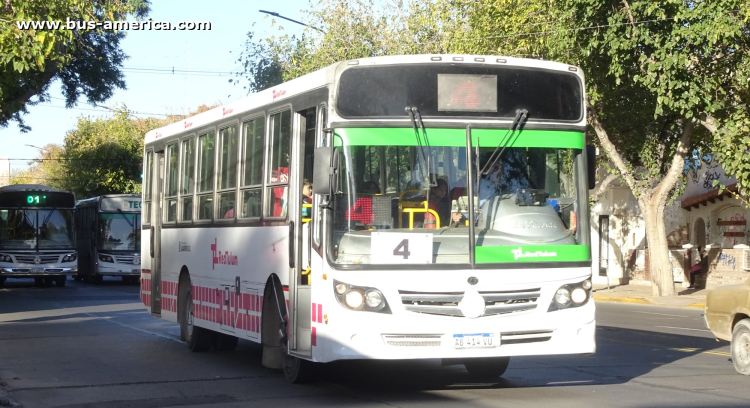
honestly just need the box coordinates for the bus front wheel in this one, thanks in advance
[179,276,213,352]
[464,357,510,378]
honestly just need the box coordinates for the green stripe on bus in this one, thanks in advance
[475,245,590,263]
[334,128,584,149]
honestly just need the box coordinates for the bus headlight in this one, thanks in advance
[345,290,365,309]
[62,254,77,262]
[548,279,591,312]
[333,280,391,314]
[0,254,12,262]
[99,254,114,263]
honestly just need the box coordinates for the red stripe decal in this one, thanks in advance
[317,304,323,323]
[311,327,317,346]
[312,302,317,322]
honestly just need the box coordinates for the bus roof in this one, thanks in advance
[0,184,71,194]
[143,54,583,145]
[76,194,142,210]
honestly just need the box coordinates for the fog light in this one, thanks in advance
[581,279,592,290]
[345,290,364,309]
[571,287,587,304]
[554,288,571,305]
[335,283,347,294]
[365,290,383,308]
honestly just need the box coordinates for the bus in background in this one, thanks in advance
[75,194,142,283]
[141,55,595,383]
[0,184,77,287]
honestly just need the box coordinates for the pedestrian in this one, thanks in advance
[687,250,705,289]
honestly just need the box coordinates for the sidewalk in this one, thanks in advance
[592,283,707,309]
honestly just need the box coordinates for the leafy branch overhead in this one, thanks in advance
[0,0,150,130]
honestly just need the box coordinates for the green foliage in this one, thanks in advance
[0,0,149,130]
[55,106,168,198]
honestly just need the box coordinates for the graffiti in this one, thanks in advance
[703,171,721,190]
[719,212,747,247]
[718,252,737,270]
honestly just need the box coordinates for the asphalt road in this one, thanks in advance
[1,278,748,408]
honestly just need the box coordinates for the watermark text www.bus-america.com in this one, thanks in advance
[17,18,211,31]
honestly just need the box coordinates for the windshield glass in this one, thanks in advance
[328,128,589,266]
[98,213,141,251]
[0,209,75,250]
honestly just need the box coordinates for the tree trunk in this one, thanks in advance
[640,198,675,296]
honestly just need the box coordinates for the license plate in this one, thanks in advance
[132,269,139,273]
[454,333,497,348]
[31,268,44,273]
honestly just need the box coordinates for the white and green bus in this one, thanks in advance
[141,54,596,382]
[75,195,142,283]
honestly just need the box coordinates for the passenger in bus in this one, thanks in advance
[424,178,450,229]
[302,179,312,217]
[360,180,381,194]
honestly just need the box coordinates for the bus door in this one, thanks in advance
[287,106,319,356]
[150,151,164,315]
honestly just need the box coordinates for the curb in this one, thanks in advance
[593,296,652,305]
[593,296,706,310]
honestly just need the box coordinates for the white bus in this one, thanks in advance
[141,55,596,382]
[0,184,78,287]
[75,194,142,283]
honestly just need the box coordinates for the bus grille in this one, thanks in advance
[14,255,61,264]
[382,334,442,347]
[501,330,553,344]
[115,255,137,264]
[398,288,541,318]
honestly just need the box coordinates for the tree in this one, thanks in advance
[0,0,150,130]
[234,0,458,93]
[56,106,167,198]
[8,143,66,186]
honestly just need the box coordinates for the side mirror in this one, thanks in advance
[586,145,596,189]
[313,146,339,197]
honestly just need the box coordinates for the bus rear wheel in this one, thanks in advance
[179,277,213,352]
[464,357,510,378]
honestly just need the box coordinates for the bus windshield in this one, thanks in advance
[98,213,141,251]
[0,209,75,250]
[328,127,589,266]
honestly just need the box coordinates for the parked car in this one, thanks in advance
[704,278,750,375]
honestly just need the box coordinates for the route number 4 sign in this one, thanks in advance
[370,232,433,264]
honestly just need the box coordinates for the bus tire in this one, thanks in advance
[464,357,510,378]
[55,276,67,287]
[261,278,284,370]
[283,352,314,384]
[179,275,213,352]
[214,333,239,351]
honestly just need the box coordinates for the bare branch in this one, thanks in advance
[587,101,639,193]
[591,173,619,202]
[621,0,637,30]
[698,113,718,133]
[652,118,695,204]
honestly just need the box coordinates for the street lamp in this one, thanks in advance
[258,10,324,33]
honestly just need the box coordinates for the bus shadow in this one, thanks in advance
[307,325,733,392]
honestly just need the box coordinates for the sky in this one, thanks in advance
[1,0,310,173]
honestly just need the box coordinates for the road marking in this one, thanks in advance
[656,325,711,332]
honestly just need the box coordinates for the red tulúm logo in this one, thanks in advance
[272,89,286,100]
[155,132,162,139]
[210,238,238,270]
[222,107,233,116]
[184,121,193,129]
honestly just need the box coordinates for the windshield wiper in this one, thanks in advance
[476,109,528,198]
[405,107,436,191]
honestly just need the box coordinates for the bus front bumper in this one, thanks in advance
[95,265,142,276]
[1,267,77,277]
[311,300,596,362]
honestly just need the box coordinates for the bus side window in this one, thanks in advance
[266,110,291,218]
